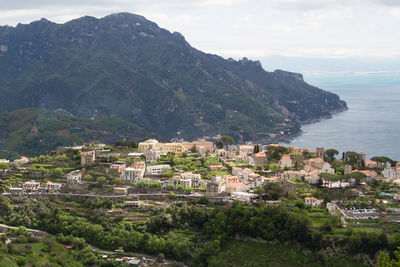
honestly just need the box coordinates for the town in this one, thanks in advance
[1,136,399,266]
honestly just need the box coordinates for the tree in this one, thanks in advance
[343,151,361,168]
[53,167,64,177]
[220,136,235,145]
[97,176,107,183]
[263,183,284,200]
[115,139,129,147]
[129,140,138,148]
[324,149,339,162]
[0,162,9,169]
[215,140,224,149]
[253,145,260,154]
[177,185,185,191]
[378,251,392,267]
[348,171,367,186]
[83,174,93,182]
[371,156,397,167]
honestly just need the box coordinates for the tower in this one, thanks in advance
[316,147,324,160]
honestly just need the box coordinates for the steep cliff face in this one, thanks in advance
[0,13,347,155]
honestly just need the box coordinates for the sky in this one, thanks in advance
[0,0,399,73]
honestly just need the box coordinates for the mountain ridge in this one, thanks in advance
[0,12,347,156]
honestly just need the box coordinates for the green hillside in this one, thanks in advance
[0,13,347,156]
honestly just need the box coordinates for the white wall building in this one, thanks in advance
[146,165,171,176]
[66,170,83,184]
[121,167,145,182]
[383,167,397,179]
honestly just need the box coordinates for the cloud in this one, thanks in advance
[0,0,398,61]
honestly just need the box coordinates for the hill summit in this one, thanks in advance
[0,12,346,156]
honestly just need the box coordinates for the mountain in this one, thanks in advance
[0,13,346,156]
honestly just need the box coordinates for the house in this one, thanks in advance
[80,151,95,166]
[23,180,41,192]
[209,164,224,170]
[232,167,257,182]
[121,166,145,182]
[239,145,255,155]
[13,157,29,166]
[365,160,379,169]
[303,158,334,174]
[253,152,267,167]
[180,172,205,188]
[171,177,192,188]
[278,154,293,169]
[231,192,258,203]
[305,197,323,206]
[288,146,302,156]
[146,165,171,176]
[383,166,397,179]
[251,176,267,188]
[66,170,83,184]
[45,182,62,192]
[110,162,126,173]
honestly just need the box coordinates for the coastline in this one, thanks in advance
[276,106,349,145]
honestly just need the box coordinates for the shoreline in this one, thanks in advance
[273,106,349,146]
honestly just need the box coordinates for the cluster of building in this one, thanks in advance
[9,180,61,195]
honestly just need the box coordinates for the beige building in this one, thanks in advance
[23,180,40,192]
[278,155,293,169]
[161,143,187,155]
[289,146,302,156]
[81,151,96,166]
[305,197,323,206]
[239,145,255,155]
[138,139,160,152]
[253,152,267,167]
[182,141,214,153]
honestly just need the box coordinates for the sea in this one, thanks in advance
[282,73,400,161]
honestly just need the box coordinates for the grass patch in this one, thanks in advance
[216,239,369,267]
[1,239,83,267]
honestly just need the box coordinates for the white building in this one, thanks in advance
[146,165,171,176]
[305,197,323,206]
[121,167,145,182]
[110,163,126,173]
[278,155,293,169]
[13,157,29,166]
[66,170,83,184]
[45,182,62,191]
[231,192,258,202]
[383,167,397,179]
[23,180,41,192]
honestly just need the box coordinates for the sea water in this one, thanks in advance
[283,74,400,161]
